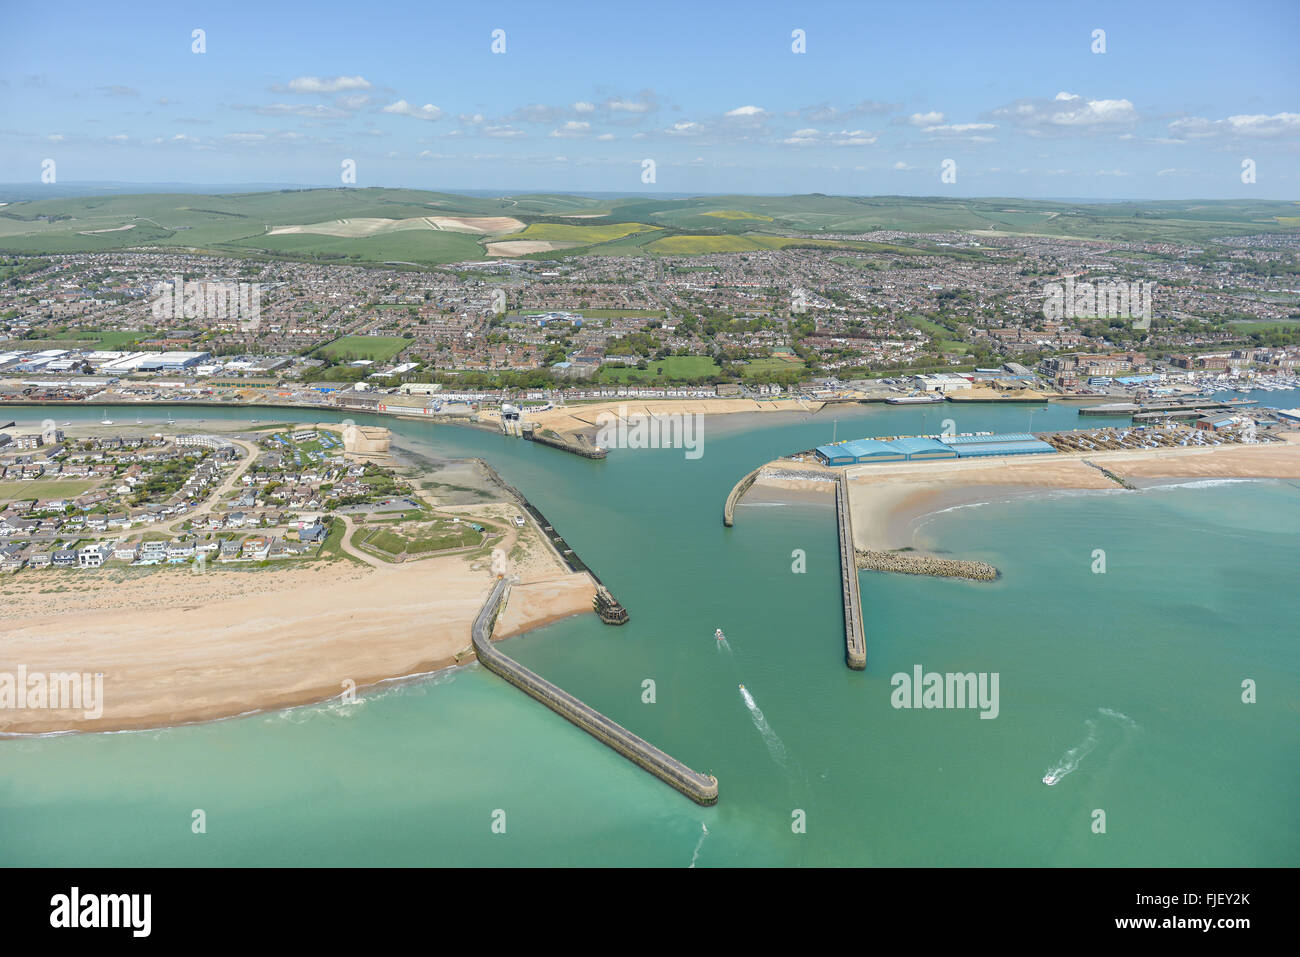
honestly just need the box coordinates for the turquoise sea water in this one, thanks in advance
[1,399,1296,866]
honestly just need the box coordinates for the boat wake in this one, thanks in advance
[739,685,789,767]
[688,823,709,868]
[1043,708,1140,786]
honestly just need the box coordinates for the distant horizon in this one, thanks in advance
[2,181,1296,206]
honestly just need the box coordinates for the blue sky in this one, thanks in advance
[2,0,1297,198]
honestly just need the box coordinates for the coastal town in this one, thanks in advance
[0,229,1296,421]
[0,420,483,575]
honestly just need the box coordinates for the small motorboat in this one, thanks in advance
[1042,773,1059,787]
[715,628,725,641]
[739,684,745,691]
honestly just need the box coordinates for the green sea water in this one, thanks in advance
[1,401,1296,866]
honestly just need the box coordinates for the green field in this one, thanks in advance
[1227,318,1300,332]
[701,209,775,221]
[906,315,970,353]
[739,355,807,378]
[645,234,871,255]
[0,189,1296,266]
[0,479,98,502]
[515,222,658,243]
[1,329,147,350]
[354,518,484,559]
[315,335,413,362]
[596,355,721,383]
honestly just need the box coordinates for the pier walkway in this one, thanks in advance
[471,578,718,805]
[835,473,867,670]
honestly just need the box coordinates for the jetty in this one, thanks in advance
[521,422,607,459]
[835,473,867,670]
[1079,398,1256,418]
[722,466,762,526]
[472,578,718,805]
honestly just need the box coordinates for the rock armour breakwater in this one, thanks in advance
[856,549,999,581]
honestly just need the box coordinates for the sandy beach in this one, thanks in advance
[751,432,1300,553]
[0,492,596,736]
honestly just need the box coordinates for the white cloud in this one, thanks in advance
[550,120,591,138]
[381,100,444,121]
[992,93,1137,129]
[909,111,945,126]
[726,105,765,117]
[1169,112,1300,140]
[606,97,656,113]
[286,75,371,94]
[922,122,996,134]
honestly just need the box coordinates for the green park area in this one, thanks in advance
[315,335,413,362]
[351,516,488,561]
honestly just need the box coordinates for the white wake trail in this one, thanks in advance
[1044,718,1100,785]
[740,686,788,767]
[688,823,709,868]
[1043,708,1141,785]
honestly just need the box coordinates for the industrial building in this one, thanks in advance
[1194,415,1236,432]
[938,432,1057,457]
[888,436,958,460]
[814,435,954,465]
[815,431,1057,466]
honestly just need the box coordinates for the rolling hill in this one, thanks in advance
[0,187,1295,266]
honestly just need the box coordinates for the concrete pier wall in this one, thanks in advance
[835,473,867,670]
[472,579,718,806]
[722,467,762,526]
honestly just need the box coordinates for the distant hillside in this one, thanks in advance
[0,187,1295,266]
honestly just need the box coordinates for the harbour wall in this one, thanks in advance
[472,578,718,806]
[835,473,867,670]
[722,467,762,526]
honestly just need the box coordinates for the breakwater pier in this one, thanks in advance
[722,466,762,526]
[472,578,718,805]
[835,473,867,670]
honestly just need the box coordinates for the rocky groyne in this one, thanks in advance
[856,549,999,581]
